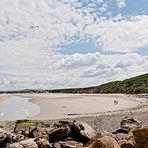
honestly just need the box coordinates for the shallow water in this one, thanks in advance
[0,96,40,120]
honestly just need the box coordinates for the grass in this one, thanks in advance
[0,73,147,94]
[52,73,148,94]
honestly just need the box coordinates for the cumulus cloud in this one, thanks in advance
[85,15,148,53]
[0,0,148,90]
[116,0,126,8]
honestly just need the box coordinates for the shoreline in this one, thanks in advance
[0,93,147,121]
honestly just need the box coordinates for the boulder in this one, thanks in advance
[121,128,148,148]
[133,128,148,148]
[8,138,38,148]
[8,143,23,148]
[29,127,52,138]
[86,135,121,148]
[72,121,96,143]
[60,140,83,148]
[0,128,8,147]
[49,125,71,143]
[120,140,135,148]
[8,133,25,142]
[34,137,50,148]
[53,142,61,148]
[121,117,142,131]
[114,117,142,134]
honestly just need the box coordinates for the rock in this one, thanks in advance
[49,125,71,143]
[121,128,148,148]
[121,117,142,131]
[120,140,135,148]
[100,131,116,138]
[0,128,8,147]
[86,135,121,148]
[8,133,25,142]
[53,142,61,148]
[34,137,50,148]
[8,138,38,148]
[72,121,96,143]
[60,140,83,148]
[113,128,130,134]
[8,142,23,148]
[29,127,52,138]
[14,122,36,133]
[114,117,142,134]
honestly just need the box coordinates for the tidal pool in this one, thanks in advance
[0,96,40,120]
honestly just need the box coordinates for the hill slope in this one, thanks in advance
[49,73,148,94]
[0,73,148,94]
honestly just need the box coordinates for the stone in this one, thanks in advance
[86,135,121,148]
[8,133,25,142]
[53,142,61,148]
[8,143,23,148]
[121,128,148,148]
[0,128,8,147]
[14,122,36,133]
[114,117,142,134]
[60,140,83,148]
[120,140,135,148]
[8,138,38,148]
[29,127,51,138]
[72,121,96,143]
[121,117,142,131]
[49,125,71,143]
[133,128,148,148]
[34,137,50,148]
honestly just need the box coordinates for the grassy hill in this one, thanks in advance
[49,73,148,94]
[93,73,148,94]
[0,73,148,94]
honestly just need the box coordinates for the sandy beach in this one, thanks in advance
[0,93,147,120]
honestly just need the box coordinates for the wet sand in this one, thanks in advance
[27,93,146,120]
[0,93,147,120]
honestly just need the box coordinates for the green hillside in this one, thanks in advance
[0,73,148,94]
[94,73,148,94]
[49,73,148,94]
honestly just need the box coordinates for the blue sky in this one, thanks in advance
[58,0,148,55]
[0,0,148,90]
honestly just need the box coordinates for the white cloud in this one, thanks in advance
[116,0,126,9]
[57,52,147,81]
[85,15,148,53]
[0,0,148,90]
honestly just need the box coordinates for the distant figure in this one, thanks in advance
[114,100,118,105]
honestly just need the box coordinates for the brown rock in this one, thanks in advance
[86,135,121,148]
[53,142,61,148]
[133,128,148,148]
[8,143,23,148]
[72,121,96,142]
[0,128,8,147]
[121,117,142,131]
[34,137,50,148]
[14,122,36,133]
[8,138,38,148]
[120,140,135,148]
[60,140,83,148]
[121,128,148,148]
[8,133,25,142]
[29,127,52,138]
[114,117,142,134]
[49,125,71,143]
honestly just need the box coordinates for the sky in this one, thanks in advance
[0,0,148,91]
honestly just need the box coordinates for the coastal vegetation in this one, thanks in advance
[0,73,148,94]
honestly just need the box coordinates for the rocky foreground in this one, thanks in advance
[0,116,148,148]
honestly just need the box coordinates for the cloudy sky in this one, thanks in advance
[0,0,148,91]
